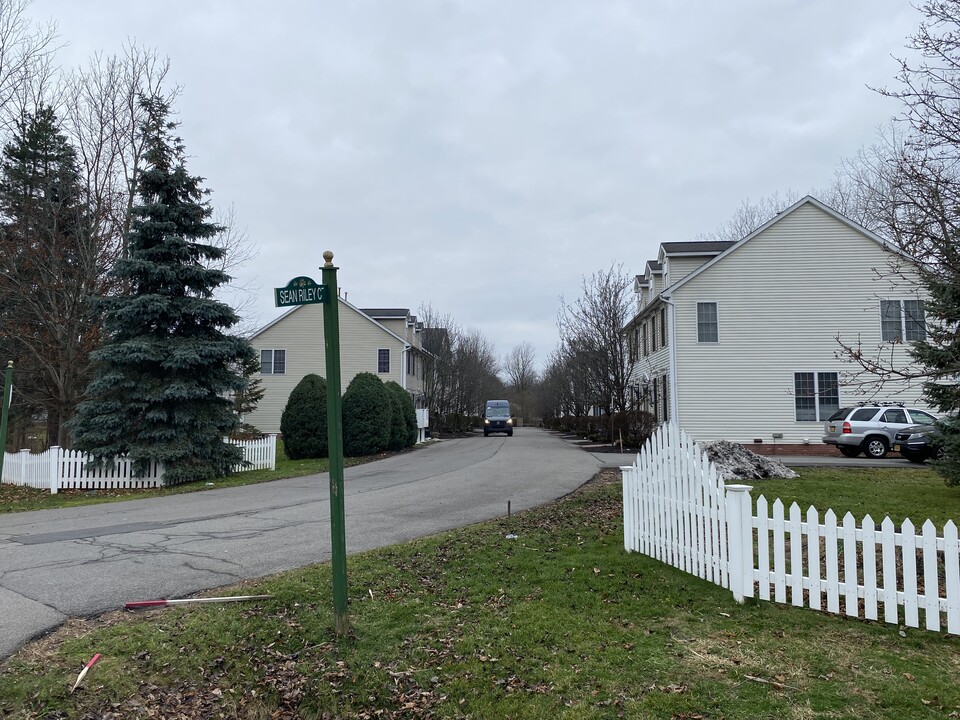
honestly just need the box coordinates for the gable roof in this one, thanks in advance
[249,296,410,346]
[661,195,896,297]
[360,308,410,319]
[660,240,735,255]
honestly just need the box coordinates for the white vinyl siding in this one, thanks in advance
[671,201,928,444]
[245,301,410,433]
[664,256,707,288]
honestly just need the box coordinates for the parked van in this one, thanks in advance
[483,400,513,437]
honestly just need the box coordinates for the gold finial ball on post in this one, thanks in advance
[323,251,334,267]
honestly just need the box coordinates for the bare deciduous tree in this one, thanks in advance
[0,0,59,131]
[62,43,178,263]
[418,303,502,432]
[502,341,537,422]
[693,190,801,243]
[828,0,960,485]
[556,263,635,415]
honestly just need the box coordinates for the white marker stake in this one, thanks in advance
[71,653,101,693]
[124,594,272,610]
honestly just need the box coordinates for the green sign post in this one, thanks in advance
[273,256,348,636]
[0,361,12,484]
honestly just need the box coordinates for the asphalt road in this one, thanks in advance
[0,428,601,660]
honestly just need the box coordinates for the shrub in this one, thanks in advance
[280,374,328,459]
[385,381,418,448]
[383,383,406,451]
[611,410,657,449]
[342,372,391,456]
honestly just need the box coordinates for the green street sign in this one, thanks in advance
[274,276,328,307]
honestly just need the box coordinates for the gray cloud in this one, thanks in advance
[33,0,918,369]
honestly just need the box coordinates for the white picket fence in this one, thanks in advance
[2,435,277,494]
[621,423,960,634]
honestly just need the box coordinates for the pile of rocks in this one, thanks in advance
[700,440,798,481]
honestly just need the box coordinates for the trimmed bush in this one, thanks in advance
[611,410,657,449]
[342,372,391,457]
[385,381,418,447]
[384,384,406,451]
[280,374,328,459]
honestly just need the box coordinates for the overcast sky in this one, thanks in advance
[27,0,920,371]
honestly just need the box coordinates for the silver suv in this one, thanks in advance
[822,404,939,458]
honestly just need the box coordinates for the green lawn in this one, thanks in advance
[1,468,958,719]
[752,465,959,527]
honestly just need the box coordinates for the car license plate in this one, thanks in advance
[828,425,836,432]
[894,444,902,452]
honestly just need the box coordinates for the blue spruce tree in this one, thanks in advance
[70,97,256,483]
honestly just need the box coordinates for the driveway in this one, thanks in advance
[552,433,933,469]
[0,428,601,660]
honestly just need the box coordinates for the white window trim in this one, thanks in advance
[793,370,840,422]
[696,301,719,344]
[377,348,391,374]
[879,298,926,343]
[260,348,286,375]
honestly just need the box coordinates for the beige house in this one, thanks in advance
[245,300,430,434]
[625,196,930,446]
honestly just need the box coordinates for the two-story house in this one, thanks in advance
[625,196,930,447]
[245,299,431,434]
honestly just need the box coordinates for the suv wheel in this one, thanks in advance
[863,437,889,459]
[839,446,861,458]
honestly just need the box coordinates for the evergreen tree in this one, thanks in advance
[0,106,103,447]
[70,97,256,483]
[233,353,266,439]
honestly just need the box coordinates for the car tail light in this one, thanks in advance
[842,421,852,434]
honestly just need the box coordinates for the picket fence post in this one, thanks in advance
[49,446,60,494]
[725,484,753,603]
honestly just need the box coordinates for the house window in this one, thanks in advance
[408,353,416,377]
[661,374,669,422]
[794,371,839,421]
[651,315,658,353]
[697,302,718,343]
[377,348,390,373]
[642,322,648,356]
[881,299,926,342]
[652,376,659,419]
[260,349,286,375]
[660,308,667,347]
